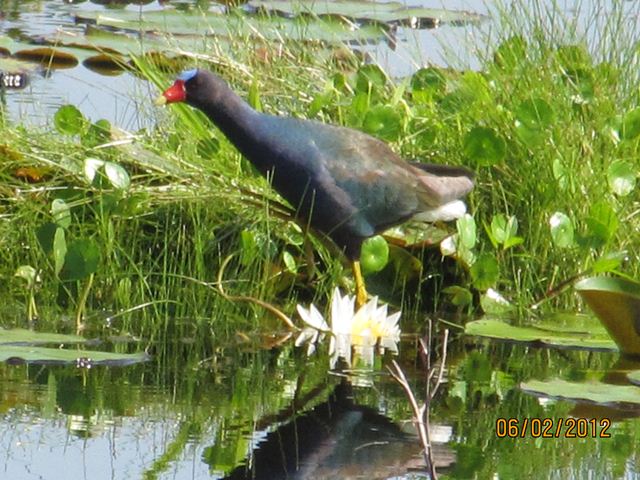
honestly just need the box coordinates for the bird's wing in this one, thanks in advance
[308,123,473,226]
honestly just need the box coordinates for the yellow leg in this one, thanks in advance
[352,260,368,309]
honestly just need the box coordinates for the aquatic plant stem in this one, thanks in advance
[388,324,449,478]
[217,254,298,330]
[76,273,94,332]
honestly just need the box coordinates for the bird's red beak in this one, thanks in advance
[155,80,186,105]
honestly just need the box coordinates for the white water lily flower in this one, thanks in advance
[295,303,330,355]
[295,287,401,367]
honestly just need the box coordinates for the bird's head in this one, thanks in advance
[155,68,199,105]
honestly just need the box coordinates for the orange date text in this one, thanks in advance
[495,417,611,438]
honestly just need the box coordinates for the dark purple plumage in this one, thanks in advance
[160,69,474,261]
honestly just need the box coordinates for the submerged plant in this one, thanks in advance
[295,287,401,367]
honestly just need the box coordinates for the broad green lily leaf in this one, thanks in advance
[14,47,78,69]
[575,276,640,355]
[463,126,506,167]
[362,105,403,141]
[521,379,640,406]
[384,223,450,247]
[74,9,389,45]
[470,253,499,290]
[465,317,617,351]
[549,211,574,248]
[0,345,149,366]
[247,0,485,28]
[0,328,84,346]
[54,104,87,136]
[411,67,446,102]
[607,159,636,196]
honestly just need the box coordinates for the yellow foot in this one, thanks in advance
[352,260,368,309]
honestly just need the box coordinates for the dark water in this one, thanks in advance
[0,332,637,479]
[3,1,640,479]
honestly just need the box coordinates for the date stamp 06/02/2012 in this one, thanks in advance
[496,417,612,439]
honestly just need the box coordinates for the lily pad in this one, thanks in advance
[0,345,150,366]
[465,317,617,351]
[575,276,640,355]
[247,0,485,28]
[521,379,640,406]
[74,9,389,45]
[0,328,84,346]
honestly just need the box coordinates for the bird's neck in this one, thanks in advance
[191,86,268,168]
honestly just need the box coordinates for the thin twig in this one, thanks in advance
[216,254,298,330]
[387,323,450,480]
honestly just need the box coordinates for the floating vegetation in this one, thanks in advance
[575,276,640,355]
[522,379,640,407]
[246,0,485,28]
[0,328,149,366]
[0,1,485,78]
[465,316,617,351]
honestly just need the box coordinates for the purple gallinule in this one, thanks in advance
[157,69,474,307]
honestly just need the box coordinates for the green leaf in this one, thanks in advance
[575,276,640,355]
[443,285,473,307]
[0,345,149,366]
[362,105,402,141]
[521,379,640,406]
[51,198,71,228]
[480,288,513,315]
[514,98,554,129]
[0,328,84,345]
[470,253,499,290]
[465,317,616,351]
[104,162,130,190]
[14,266,38,288]
[53,227,67,276]
[60,239,100,281]
[36,221,58,254]
[82,119,111,147]
[493,35,527,71]
[585,201,618,247]
[607,159,636,196]
[410,67,446,103]
[621,107,640,140]
[490,214,518,245]
[75,9,390,44]
[248,78,262,112]
[552,157,569,190]
[360,235,389,275]
[591,251,626,274]
[282,251,297,274]
[355,64,387,95]
[456,214,477,249]
[246,0,484,27]
[463,126,506,167]
[54,104,87,135]
[83,158,130,190]
[240,230,257,266]
[549,212,574,248]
